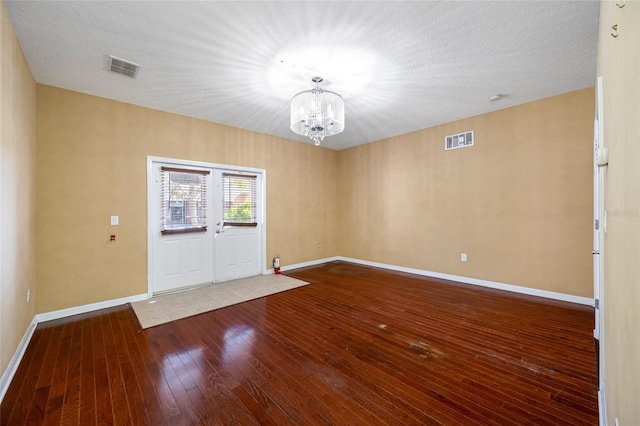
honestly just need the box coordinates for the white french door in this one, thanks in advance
[212,169,262,282]
[150,162,214,293]
[148,157,265,295]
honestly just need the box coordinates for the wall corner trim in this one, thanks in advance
[337,257,594,306]
[0,293,147,404]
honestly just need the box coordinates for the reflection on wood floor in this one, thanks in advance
[1,261,598,425]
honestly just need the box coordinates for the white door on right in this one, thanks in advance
[213,169,262,282]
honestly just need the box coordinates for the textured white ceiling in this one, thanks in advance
[6,1,599,151]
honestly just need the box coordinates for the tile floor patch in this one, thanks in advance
[131,274,309,329]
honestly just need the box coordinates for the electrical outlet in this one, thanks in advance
[26,289,31,304]
[461,253,467,262]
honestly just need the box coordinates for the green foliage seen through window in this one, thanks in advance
[225,200,253,222]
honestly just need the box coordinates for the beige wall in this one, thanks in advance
[0,1,37,377]
[597,1,640,424]
[36,85,339,313]
[36,84,595,315]
[338,88,594,297]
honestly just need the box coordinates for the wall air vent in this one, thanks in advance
[445,131,474,151]
[107,55,140,79]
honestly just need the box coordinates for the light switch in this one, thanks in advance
[111,215,119,226]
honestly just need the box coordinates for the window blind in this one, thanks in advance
[222,173,257,226]
[161,167,209,235]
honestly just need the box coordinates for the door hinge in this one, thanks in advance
[594,299,599,309]
[595,219,600,230]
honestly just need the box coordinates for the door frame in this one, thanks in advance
[593,77,604,342]
[593,76,606,426]
[146,155,267,298]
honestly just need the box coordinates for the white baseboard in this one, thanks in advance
[265,256,340,275]
[337,257,594,306]
[34,293,148,323]
[598,388,607,426]
[0,317,37,403]
[0,293,147,404]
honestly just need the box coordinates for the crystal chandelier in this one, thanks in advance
[290,77,345,146]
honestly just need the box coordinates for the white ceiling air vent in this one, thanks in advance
[107,55,140,79]
[445,131,474,151]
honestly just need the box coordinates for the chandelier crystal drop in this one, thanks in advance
[290,77,345,146]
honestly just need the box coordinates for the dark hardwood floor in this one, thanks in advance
[1,261,598,425]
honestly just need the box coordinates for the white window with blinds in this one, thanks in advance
[222,173,258,226]
[160,167,209,234]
